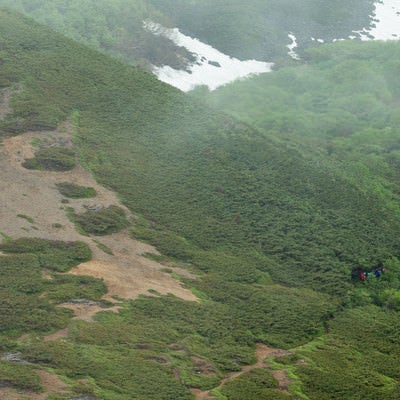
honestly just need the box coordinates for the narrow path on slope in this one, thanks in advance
[191,343,292,400]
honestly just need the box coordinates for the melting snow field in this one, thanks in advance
[145,0,400,92]
[314,0,400,43]
[356,0,400,40]
[287,33,301,60]
[144,21,273,92]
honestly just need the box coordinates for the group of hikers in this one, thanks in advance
[359,265,386,282]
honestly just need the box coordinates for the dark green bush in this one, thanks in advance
[23,147,75,171]
[73,205,129,235]
[0,238,92,271]
[0,289,72,333]
[56,182,97,199]
[0,253,72,334]
[296,306,400,400]
[221,368,291,400]
[20,340,193,399]
[0,361,42,391]
[44,274,107,303]
[0,253,42,294]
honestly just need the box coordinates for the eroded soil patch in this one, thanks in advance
[43,328,69,342]
[60,300,120,322]
[0,128,197,324]
[0,87,17,119]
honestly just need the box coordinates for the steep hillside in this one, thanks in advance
[0,0,195,69]
[2,8,400,295]
[1,8,400,400]
[0,0,376,69]
[149,0,375,60]
[192,39,400,224]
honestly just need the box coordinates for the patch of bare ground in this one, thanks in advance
[43,328,69,342]
[60,301,120,322]
[0,369,68,400]
[191,389,216,400]
[69,259,197,303]
[0,126,198,323]
[0,388,24,400]
[0,87,16,119]
[271,369,291,392]
[17,334,30,342]
[191,356,216,376]
[191,344,293,400]
[41,270,53,280]
[297,358,309,366]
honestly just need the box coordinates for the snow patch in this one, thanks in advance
[354,0,400,41]
[287,33,301,60]
[144,21,273,92]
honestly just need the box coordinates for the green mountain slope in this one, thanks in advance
[191,39,400,231]
[1,8,400,399]
[0,0,195,69]
[0,0,376,68]
[149,0,375,60]
[3,7,399,295]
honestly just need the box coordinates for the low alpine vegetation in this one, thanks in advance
[23,147,76,171]
[56,182,97,198]
[0,237,92,272]
[73,205,129,235]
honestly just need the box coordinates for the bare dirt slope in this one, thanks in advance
[0,122,197,398]
[0,126,198,316]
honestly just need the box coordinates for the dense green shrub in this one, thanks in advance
[0,254,43,296]
[0,289,72,333]
[44,274,107,303]
[221,368,292,400]
[23,147,76,171]
[20,340,193,399]
[0,238,92,271]
[296,306,400,400]
[73,205,129,235]
[56,182,97,198]
[0,361,42,391]
[0,253,72,333]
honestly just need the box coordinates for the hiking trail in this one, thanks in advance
[191,343,292,399]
